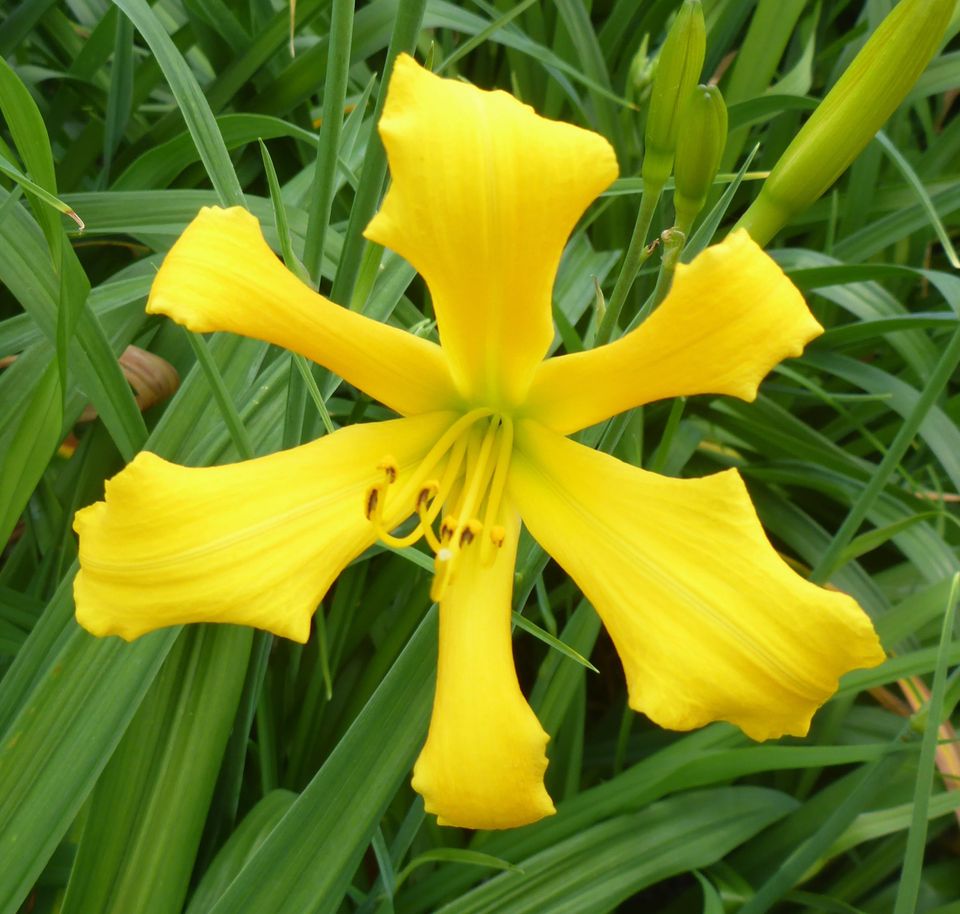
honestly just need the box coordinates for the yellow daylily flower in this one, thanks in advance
[74,54,885,830]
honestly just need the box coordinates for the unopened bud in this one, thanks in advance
[673,84,727,234]
[642,0,706,189]
[626,34,654,107]
[735,0,954,245]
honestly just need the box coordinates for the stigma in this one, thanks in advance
[363,409,513,601]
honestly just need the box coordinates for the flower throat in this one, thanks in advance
[364,409,512,601]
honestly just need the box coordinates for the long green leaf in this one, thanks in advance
[438,788,796,913]
[111,0,244,206]
[207,608,437,914]
[61,626,252,914]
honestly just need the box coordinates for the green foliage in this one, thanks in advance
[1,1,958,912]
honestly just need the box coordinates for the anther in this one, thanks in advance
[378,456,398,484]
[431,547,456,603]
[417,480,439,510]
[489,525,506,548]
[459,519,482,547]
[440,517,458,542]
[364,485,382,521]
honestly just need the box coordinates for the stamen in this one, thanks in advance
[459,519,482,547]
[364,484,383,521]
[416,481,445,553]
[399,408,493,499]
[420,512,443,553]
[480,416,514,565]
[449,417,499,530]
[417,481,439,510]
[367,408,490,533]
[378,456,398,483]
[364,409,517,600]
[440,516,458,542]
[431,548,455,603]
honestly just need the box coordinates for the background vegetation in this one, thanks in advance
[1,0,959,912]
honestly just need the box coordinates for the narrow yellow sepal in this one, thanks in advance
[74,414,453,643]
[509,421,886,741]
[365,54,617,410]
[412,507,555,829]
[148,205,459,417]
[524,230,822,435]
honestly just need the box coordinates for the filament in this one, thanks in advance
[364,409,514,602]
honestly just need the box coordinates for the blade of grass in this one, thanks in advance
[736,741,907,914]
[0,352,63,551]
[183,332,256,460]
[111,0,244,206]
[0,152,84,229]
[811,326,960,583]
[875,129,960,269]
[330,0,427,308]
[60,626,252,914]
[206,609,437,914]
[0,623,179,913]
[102,12,134,183]
[302,0,354,286]
[893,573,959,914]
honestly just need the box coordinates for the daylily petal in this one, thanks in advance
[365,54,618,410]
[509,421,885,740]
[147,206,459,417]
[74,413,454,643]
[524,230,823,434]
[412,506,555,829]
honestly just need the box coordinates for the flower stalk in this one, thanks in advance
[598,0,705,343]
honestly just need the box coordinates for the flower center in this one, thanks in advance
[364,408,513,601]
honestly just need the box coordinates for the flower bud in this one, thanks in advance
[735,0,954,245]
[642,0,706,190]
[626,34,655,108]
[673,84,727,234]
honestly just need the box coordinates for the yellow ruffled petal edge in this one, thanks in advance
[412,505,555,829]
[366,54,618,409]
[74,412,455,643]
[524,230,823,435]
[148,205,460,418]
[508,420,886,740]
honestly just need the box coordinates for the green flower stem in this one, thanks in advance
[646,227,686,316]
[595,181,662,345]
[811,326,960,585]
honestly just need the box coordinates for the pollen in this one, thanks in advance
[362,409,514,598]
[364,485,381,521]
[459,520,482,547]
[378,455,398,483]
[417,481,439,509]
